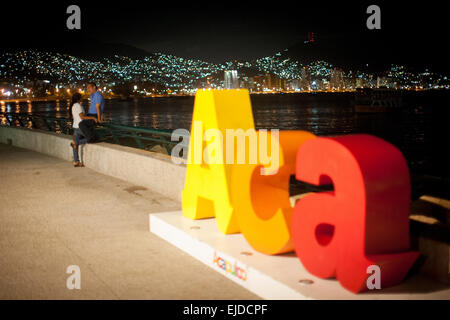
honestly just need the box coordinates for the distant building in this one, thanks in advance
[264,74,273,90]
[280,79,287,91]
[377,76,396,88]
[356,77,366,88]
[300,67,311,90]
[224,70,239,89]
[330,68,344,90]
[251,76,264,92]
[264,74,286,91]
[343,76,356,90]
[287,79,300,91]
[355,78,363,88]
[377,76,387,88]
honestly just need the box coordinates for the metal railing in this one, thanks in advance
[0,112,187,155]
[2,112,449,200]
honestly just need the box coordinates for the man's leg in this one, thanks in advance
[78,136,88,145]
[74,129,88,146]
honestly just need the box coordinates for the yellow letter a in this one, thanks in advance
[182,89,255,234]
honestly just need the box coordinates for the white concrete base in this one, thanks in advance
[149,211,450,300]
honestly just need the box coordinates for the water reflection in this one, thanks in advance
[1,92,449,178]
[0,101,5,125]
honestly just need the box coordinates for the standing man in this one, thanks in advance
[86,82,105,123]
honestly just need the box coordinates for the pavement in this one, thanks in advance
[0,143,259,299]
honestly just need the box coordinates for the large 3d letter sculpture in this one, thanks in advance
[231,130,316,254]
[292,135,419,293]
[182,90,418,293]
[182,90,255,234]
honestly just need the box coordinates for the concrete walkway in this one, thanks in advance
[0,144,259,299]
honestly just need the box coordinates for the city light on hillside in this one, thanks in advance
[0,50,447,101]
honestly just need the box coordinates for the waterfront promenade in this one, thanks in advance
[0,143,259,299]
[1,124,449,299]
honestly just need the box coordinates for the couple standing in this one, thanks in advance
[70,82,105,167]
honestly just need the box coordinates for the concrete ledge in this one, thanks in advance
[0,126,186,202]
[0,126,74,162]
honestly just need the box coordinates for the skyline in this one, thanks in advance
[1,49,448,101]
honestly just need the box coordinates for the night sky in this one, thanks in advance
[3,1,448,71]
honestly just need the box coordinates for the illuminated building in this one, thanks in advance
[224,70,238,89]
[330,68,344,90]
[300,67,311,90]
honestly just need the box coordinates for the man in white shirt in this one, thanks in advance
[70,93,98,167]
